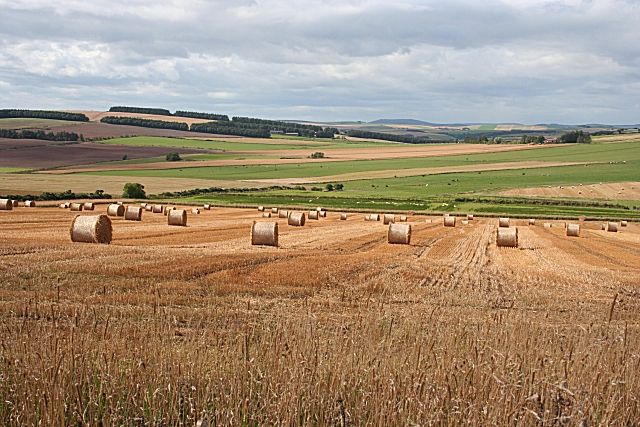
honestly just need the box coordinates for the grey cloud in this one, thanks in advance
[0,0,638,123]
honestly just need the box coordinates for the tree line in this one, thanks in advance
[0,129,82,141]
[175,111,229,121]
[108,106,172,116]
[1,189,111,202]
[346,129,439,144]
[100,116,189,131]
[0,109,89,122]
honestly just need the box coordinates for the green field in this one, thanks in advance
[0,118,74,130]
[83,142,640,181]
[99,136,390,151]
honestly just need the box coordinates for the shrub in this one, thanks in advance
[122,183,146,199]
[310,152,325,159]
[166,152,182,161]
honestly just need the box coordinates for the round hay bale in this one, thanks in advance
[11,200,19,207]
[543,223,552,228]
[262,212,272,218]
[498,217,510,228]
[192,208,200,215]
[144,205,153,212]
[58,203,67,209]
[316,207,323,212]
[340,213,347,220]
[383,214,395,225]
[319,211,327,218]
[70,203,83,212]
[0,199,13,210]
[364,214,370,221]
[25,200,36,207]
[462,220,469,225]
[566,223,580,237]
[125,206,143,221]
[496,227,518,247]
[288,212,306,226]
[83,202,95,211]
[607,222,618,232]
[388,223,411,245]
[399,215,408,222]
[621,220,628,227]
[467,214,474,220]
[425,219,433,224]
[168,209,187,226]
[152,205,164,214]
[444,216,456,227]
[140,203,147,208]
[528,219,536,226]
[369,214,380,222]
[107,204,125,217]
[70,215,112,244]
[309,211,319,220]
[271,207,279,214]
[278,210,289,218]
[251,221,278,246]
[203,204,211,210]
[116,201,124,205]
[601,223,607,230]
[258,206,265,212]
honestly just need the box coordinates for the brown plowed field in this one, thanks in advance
[0,141,212,169]
[1,208,639,424]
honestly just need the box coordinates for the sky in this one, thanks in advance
[0,0,638,124]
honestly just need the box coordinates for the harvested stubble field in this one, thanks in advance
[1,206,639,425]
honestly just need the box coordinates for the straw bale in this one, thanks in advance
[152,205,164,214]
[125,206,143,221]
[499,217,510,228]
[0,199,13,210]
[444,216,456,227]
[383,214,395,225]
[340,213,347,220]
[288,212,306,226]
[566,223,580,237]
[83,202,95,211]
[309,211,319,220]
[70,214,112,244]
[168,209,188,226]
[70,203,83,212]
[251,221,278,246]
[388,223,411,244]
[278,210,289,218]
[107,204,125,217]
[607,222,618,232]
[496,227,518,247]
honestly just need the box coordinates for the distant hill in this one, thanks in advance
[369,118,435,126]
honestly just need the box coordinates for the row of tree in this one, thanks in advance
[108,106,172,116]
[346,129,437,144]
[190,122,271,137]
[0,129,82,141]
[559,130,591,143]
[0,109,89,122]
[175,111,229,121]
[1,189,111,202]
[100,116,189,131]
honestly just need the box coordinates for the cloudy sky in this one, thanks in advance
[0,0,638,124]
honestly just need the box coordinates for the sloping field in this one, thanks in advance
[0,174,260,195]
[73,110,212,125]
[0,207,638,424]
[501,181,640,200]
[47,122,220,140]
[0,141,213,169]
[53,142,550,173]
[247,161,589,185]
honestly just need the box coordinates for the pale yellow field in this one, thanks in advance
[501,181,640,200]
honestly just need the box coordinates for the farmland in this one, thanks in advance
[1,110,640,425]
[1,206,639,424]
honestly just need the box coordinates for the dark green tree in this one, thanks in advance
[122,183,146,199]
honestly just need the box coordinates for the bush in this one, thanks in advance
[335,183,344,191]
[166,152,182,161]
[310,152,325,159]
[311,187,323,192]
[122,183,146,199]
[325,183,334,191]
